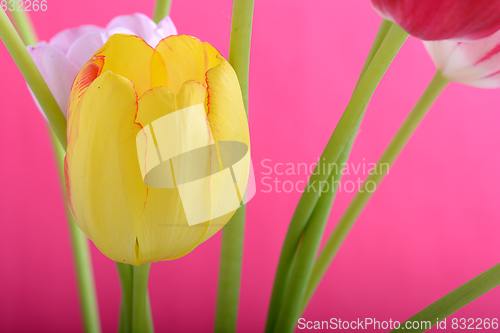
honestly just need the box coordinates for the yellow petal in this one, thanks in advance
[68,60,101,125]
[135,86,176,127]
[136,82,212,261]
[176,80,208,110]
[67,36,249,264]
[199,57,251,243]
[94,34,154,97]
[151,35,222,93]
[206,57,249,146]
[66,71,145,265]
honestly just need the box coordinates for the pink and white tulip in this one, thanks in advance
[27,13,177,118]
[371,0,500,41]
[424,29,500,88]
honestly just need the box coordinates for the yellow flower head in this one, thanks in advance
[65,34,250,265]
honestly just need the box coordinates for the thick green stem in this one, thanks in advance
[357,20,393,87]
[145,293,154,333]
[265,22,408,333]
[132,264,152,333]
[306,71,449,308]
[0,10,66,147]
[215,208,246,333]
[227,0,254,116]
[116,263,154,333]
[214,0,254,332]
[391,262,500,332]
[153,0,172,24]
[116,263,133,333]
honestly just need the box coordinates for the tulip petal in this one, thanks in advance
[424,29,500,88]
[372,0,500,41]
[206,57,249,146]
[151,35,222,93]
[27,42,80,117]
[107,13,157,42]
[94,34,155,97]
[135,82,214,261]
[197,57,250,243]
[135,86,176,127]
[147,16,178,47]
[49,25,103,55]
[66,32,108,69]
[66,71,145,265]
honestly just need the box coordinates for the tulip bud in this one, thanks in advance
[27,13,177,118]
[65,34,253,265]
[371,0,500,41]
[424,29,500,88]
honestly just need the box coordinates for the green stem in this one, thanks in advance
[227,0,254,116]
[0,10,66,147]
[132,264,152,333]
[265,22,408,333]
[153,0,172,24]
[297,19,392,311]
[306,71,449,308]
[116,263,133,333]
[116,263,154,333]
[9,10,101,332]
[9,10,38,46]
[273,117,361,333]
[214,0,254,332]
[357,20,393,87]
[391,262,500,332]
[215,207,246,333]
[271,21,394,332]
[145,293,154,333]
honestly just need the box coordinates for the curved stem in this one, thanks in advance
[357,20,393,87]
[8,10,101,332]
[0,10,66,147]
[132,264,152,333]
[271,21,394,332]
[391,262,500,332]
[273,116,361,333]
[265,22,408,333]
[305,71,449,307]
[214,0,254,332]
[153,0,172,24]
[297,20,391,311]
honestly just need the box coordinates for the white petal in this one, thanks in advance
[49,25,103,55]
[27,43,80,118]
[147,16,178,47]
[103,27,136,39]
[106,13,157,40]
[66,32,108,69]
[424,29,500,87]
[423,40,457,71]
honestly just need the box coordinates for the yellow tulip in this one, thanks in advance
[65,34,251,265]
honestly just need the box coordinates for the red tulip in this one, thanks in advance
[371,0,500,41]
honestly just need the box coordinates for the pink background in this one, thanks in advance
[1,0,500,332]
